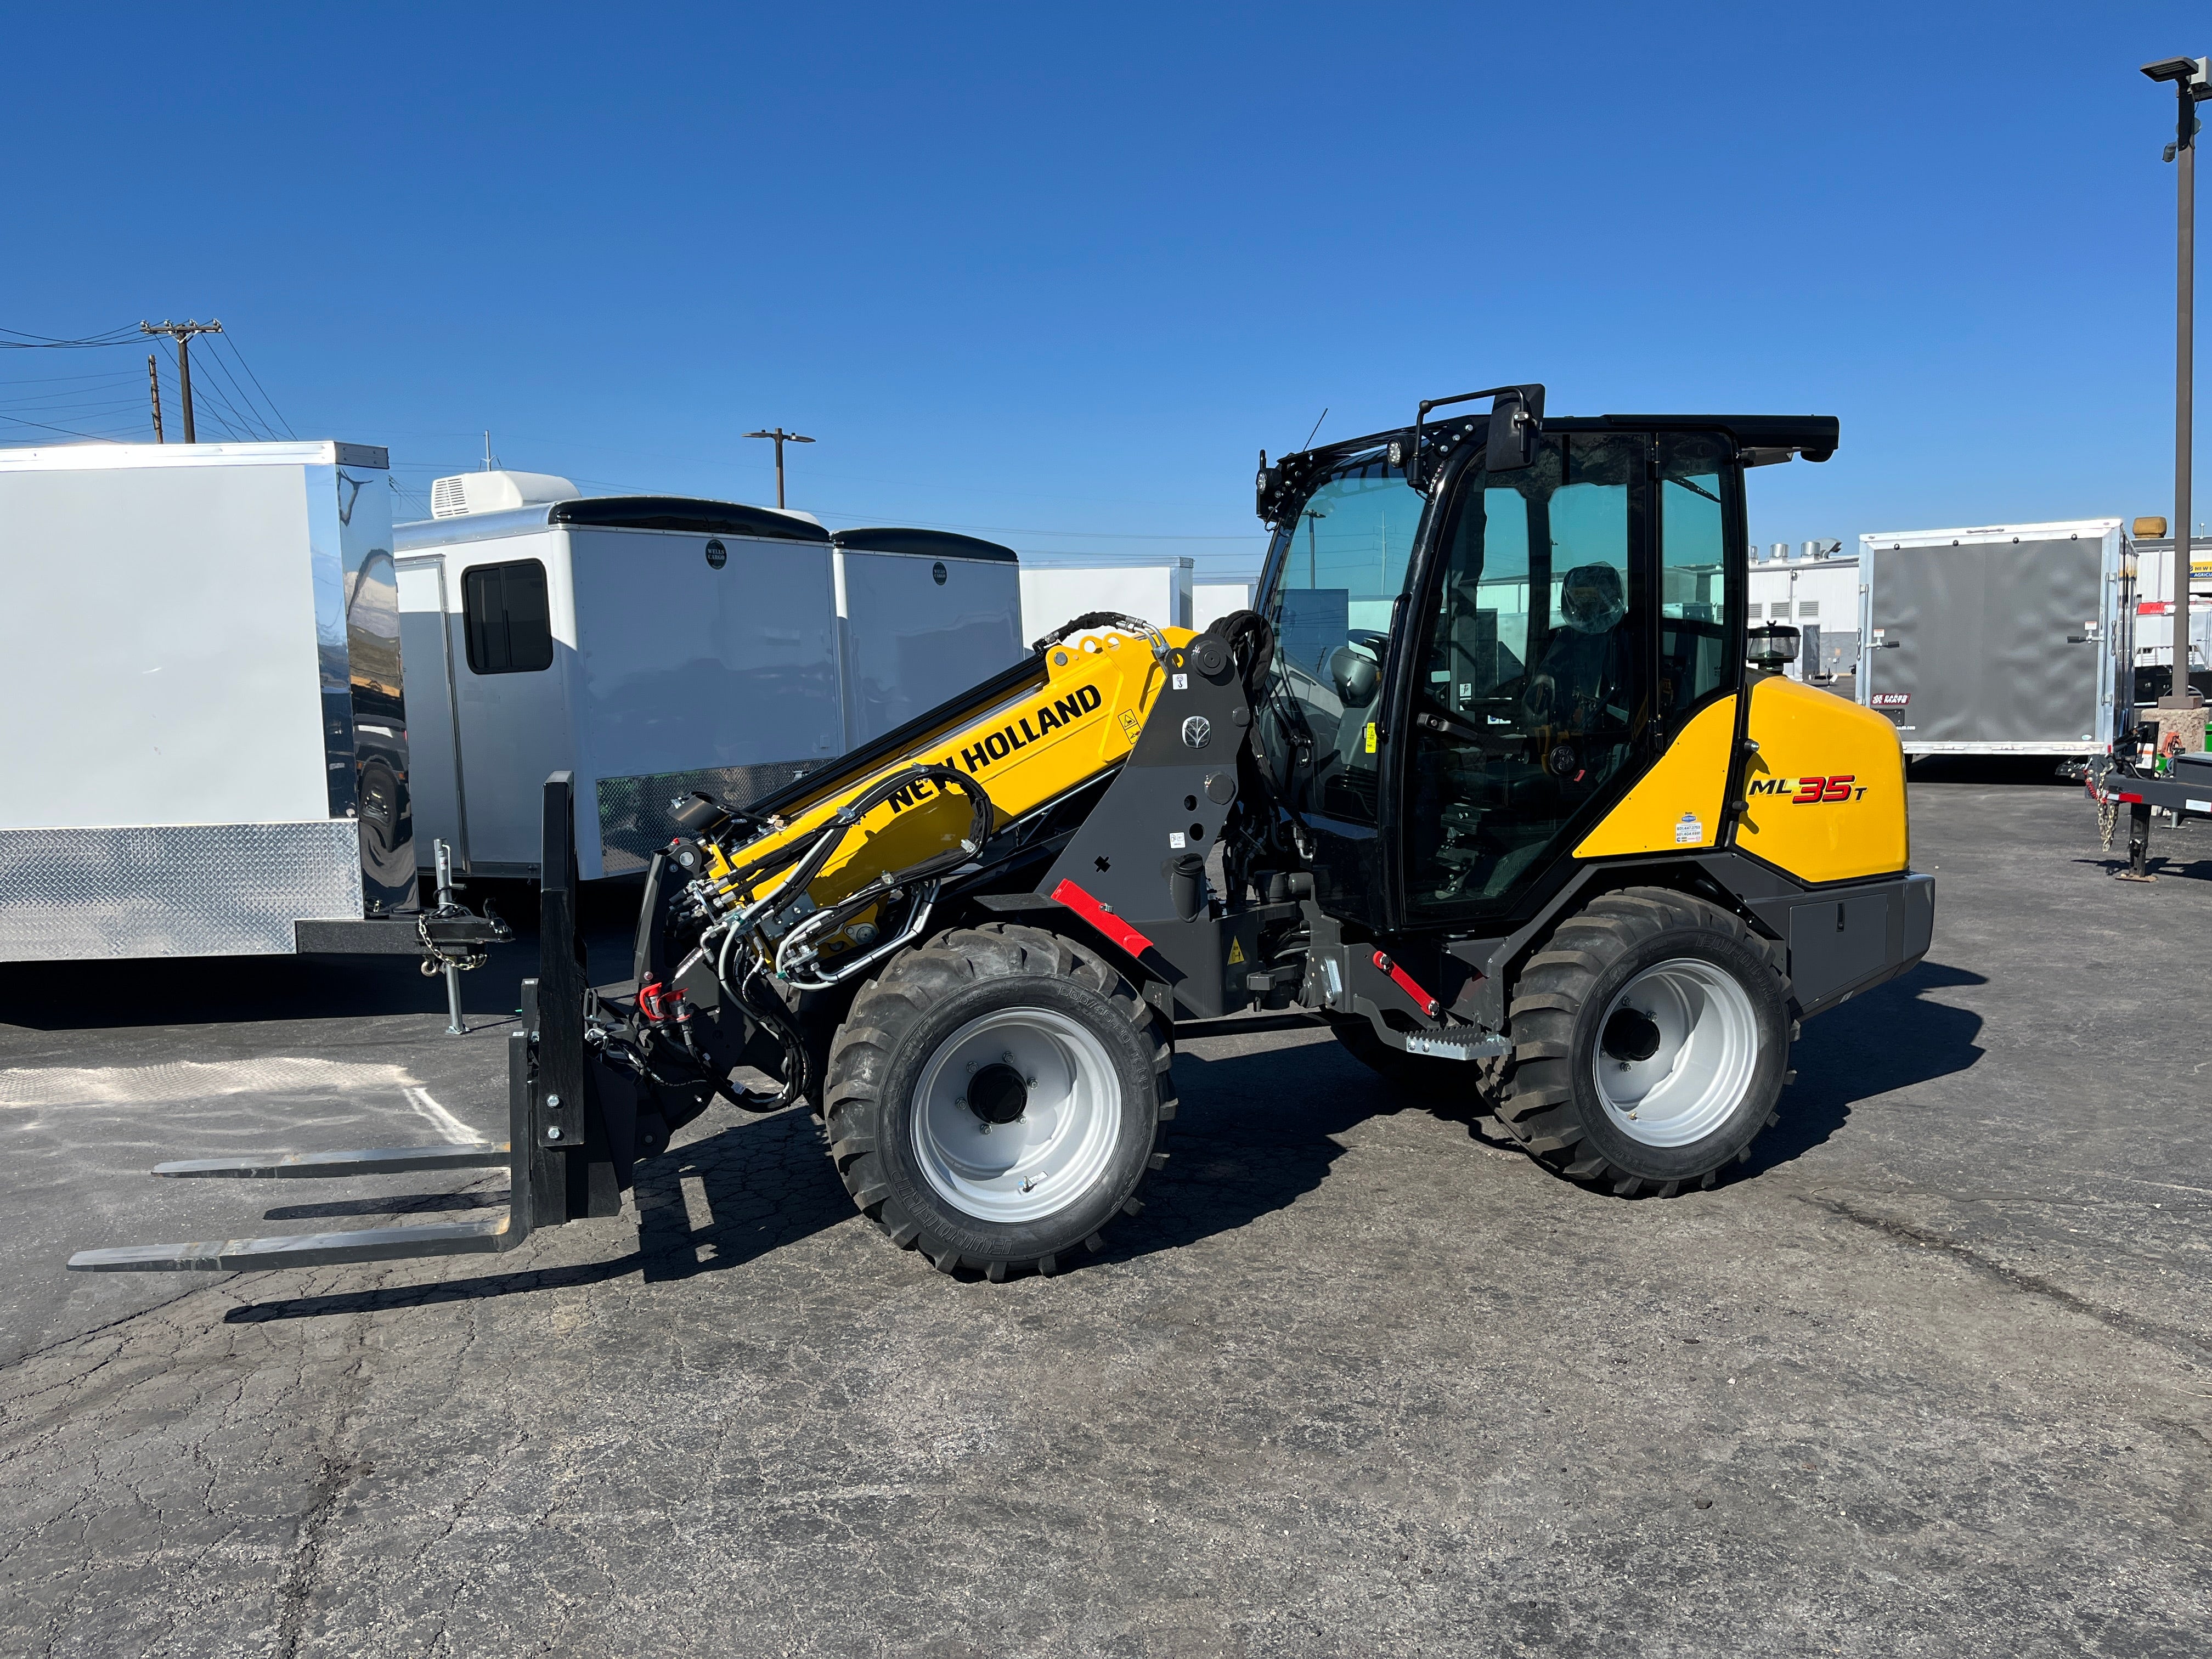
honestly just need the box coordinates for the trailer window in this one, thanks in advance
[462,560,554,674]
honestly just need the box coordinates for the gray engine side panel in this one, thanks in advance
[0,821,365,962]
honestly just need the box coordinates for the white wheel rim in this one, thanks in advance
[1592,957,1758,1148]
[911,1006,1124,1223]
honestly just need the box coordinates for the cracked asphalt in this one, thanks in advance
[2,768,2208,1657]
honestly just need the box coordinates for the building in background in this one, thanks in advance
[1019,558,1193,642]
[1749,540,1857,686]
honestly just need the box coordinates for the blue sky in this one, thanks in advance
[3,3,2207,577]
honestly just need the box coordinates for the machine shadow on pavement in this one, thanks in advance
[1740,958,1985,1175]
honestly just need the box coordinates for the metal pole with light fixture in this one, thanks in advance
[743,427,815,509]
[2144,55,2211,708]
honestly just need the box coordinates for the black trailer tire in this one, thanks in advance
[822,923,1173,1278]
[1496,887,1792,1197]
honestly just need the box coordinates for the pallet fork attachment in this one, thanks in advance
[68,774,612,1275]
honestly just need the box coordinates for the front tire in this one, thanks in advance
[822,924,1174,1279]
[1496,887,1792,1196]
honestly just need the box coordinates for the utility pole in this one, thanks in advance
[1302,507,1327,586]
[139,320,223,443]
[744,427,815,509]
[2145,57,2212,706]
[146,354,164,443]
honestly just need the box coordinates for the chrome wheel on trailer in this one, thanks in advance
[1592,958,1760,1149]
[911,1007,1125,1224]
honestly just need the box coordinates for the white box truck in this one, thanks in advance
[1194,579,1257,631]
[1857,519,2131,759]
[1019,559,1193,643]
[0,441,419,961]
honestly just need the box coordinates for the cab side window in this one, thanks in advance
[462,559,554,674]
[1657,433,1739,718]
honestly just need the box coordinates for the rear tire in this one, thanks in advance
[1496,887,1792,1196]
[822,923,1174,1279]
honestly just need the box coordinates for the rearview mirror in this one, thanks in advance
[1329,642,1381,706]
[1409,382,1545,488]
[1487,387,1543,472]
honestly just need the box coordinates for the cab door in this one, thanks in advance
[1384,428,1740,927]
[1255,447,1425,924]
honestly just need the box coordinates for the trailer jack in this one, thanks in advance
[69,775,624,1274]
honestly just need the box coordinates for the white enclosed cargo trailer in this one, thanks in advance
[1857,518,2131,758]
[831,527,1022,748]
[0,441,417,961]
[396,495,845,879]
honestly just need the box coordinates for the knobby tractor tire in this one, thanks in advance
[1496,886,1794,1197]
[822,923,1174,1280]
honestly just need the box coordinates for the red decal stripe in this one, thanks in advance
[1374,951,1440,1017]
[1051,880,1158,958]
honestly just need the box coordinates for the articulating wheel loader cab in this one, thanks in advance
[1257,389,1930,1197]
[69,385,1933,1286]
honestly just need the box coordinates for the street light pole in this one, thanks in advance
[2145,56,2212,707]
[743,427,815,509]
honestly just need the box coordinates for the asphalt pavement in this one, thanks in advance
[1,771,2207,1658]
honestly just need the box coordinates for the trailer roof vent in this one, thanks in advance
[429,470,579,518]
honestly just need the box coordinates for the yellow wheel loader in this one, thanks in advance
[72,386,1932,1283]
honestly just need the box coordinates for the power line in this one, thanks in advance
[0,411,127,442]
[0,325,143,350]
[184,348,271,441]
[0,369,140,387]
[0,392,146,412]
[218,332,292,438]
[191,341,272,439]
